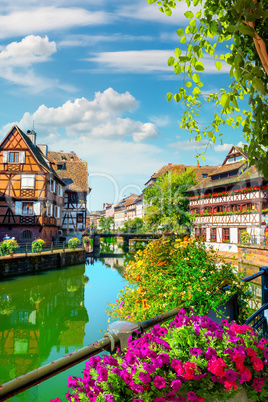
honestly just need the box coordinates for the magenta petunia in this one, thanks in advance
[153,375,166,389]
[139,372,151,383]
[187,391,198,401]
[225,369,238,382]
[189,347,203,356]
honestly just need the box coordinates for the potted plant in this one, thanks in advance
[82,236,91,252]
[51,309,268,402]
[68,237,80,250]
[31,238,46,253]
[0,239,19,257]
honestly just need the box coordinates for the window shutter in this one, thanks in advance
[19,151,25,164]
[53,180,56,193]
[2,151,8,163]
[15,201,22,215]
[33,202,41,216]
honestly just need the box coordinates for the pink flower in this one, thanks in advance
[187,391,198,401]
[153,376,166,389]
[139,372,151,383]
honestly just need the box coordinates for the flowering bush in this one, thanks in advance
[51,310,268,402]
[0,239,19,256]
[31,238,46,253]
[68,237,80,249]
[107,237,251,323]
[240,232,251,246]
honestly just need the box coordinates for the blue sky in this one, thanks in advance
[0,0,246,210]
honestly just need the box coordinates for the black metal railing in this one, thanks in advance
[1,267,268,401]
[0,240,84,257]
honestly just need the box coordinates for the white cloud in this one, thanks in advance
[149,115,169,127]
[169,139,211,150]
[1,88,161,142]
[88,50,230,75]
[0,7,109,39]
[0,35,75,92]
[214,141,244,152]
[0,35,56,66]
[88,50,173,73]
[58,34,153,48]
[117,1,197,25]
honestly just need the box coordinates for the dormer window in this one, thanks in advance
[57,163,66,170]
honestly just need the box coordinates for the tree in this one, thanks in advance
[98,216,114,232]
[148,0,268,175]
[143,167,196,232]
[123,217,145,233]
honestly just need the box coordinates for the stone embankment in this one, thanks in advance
[0,248,86,278]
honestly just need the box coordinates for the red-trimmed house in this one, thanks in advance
[188,146,268,251]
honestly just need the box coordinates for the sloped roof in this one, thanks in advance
[16,126,51,172]
[125,194,138,207]
[48,151,89,193]
[145,164,217,186]
[189,164,266,192]
[48,151,81,162]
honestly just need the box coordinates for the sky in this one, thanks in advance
[0,0,247,211]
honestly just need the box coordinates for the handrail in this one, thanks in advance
[0,338,111,401]
[244,303,268,326]
[0,307,183,401]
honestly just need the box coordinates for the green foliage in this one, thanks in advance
[107,237,252,323]
[147,0,268,176]
[240,231,251,245]
[31,238,46,253]
[98,216,114,233]
[68,237,80,249]
[0,239,19,256]
[123,217,145,233]
[143,168,196,232]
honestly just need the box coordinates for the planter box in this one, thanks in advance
[208,294,238,324]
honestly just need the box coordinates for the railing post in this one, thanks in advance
[25,243,27,257]
[260,267,268,305]
[63,241,65,252]
[51,241,53,253]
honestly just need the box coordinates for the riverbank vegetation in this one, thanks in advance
[107,237,252,324]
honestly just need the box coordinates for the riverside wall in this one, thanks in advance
[238,245,268,285]
[0,249,86,278]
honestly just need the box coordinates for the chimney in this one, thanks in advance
[168,163,172,166]
[37,144,48,157]
[197,161,200,168]
[26,129,36,146]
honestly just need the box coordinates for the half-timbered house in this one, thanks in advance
[0,126,66,243]
[47,151,89,239]
[188,146,268,251]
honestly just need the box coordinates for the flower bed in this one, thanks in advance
[189,185,267,201]
[51,309,268,402]
[106,237,251,324]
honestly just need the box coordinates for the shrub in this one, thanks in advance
[107,237,251,323]
[240,231,251,245]
[0,239,19,256]
[52,310,268,402]
[31,238,46,253]
[68,237,80,249]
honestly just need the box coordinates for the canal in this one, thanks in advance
[0,253,127,401]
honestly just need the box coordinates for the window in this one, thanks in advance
[202,173,208,178]
[222,228,230,242]
[210,228,216,242]
[9,152,19,163]
[68,192,78,204]
[77,213,83,223]
[22,230,32,240]
[3,151,25,164]
[54,205,60,218]
[21,175,35,189]
[22,202,34,215]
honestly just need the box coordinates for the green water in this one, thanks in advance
[0,256,127,401]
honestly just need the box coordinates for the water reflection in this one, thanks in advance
[0,265,88,383]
